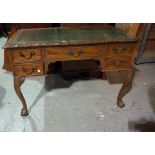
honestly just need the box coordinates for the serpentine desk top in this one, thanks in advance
[3,27,137,49]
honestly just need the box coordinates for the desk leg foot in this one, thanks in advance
[117,69,133,108]
[21,108,29,116]
[14,77,29,116]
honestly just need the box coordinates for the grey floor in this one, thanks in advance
[0,37,155,132]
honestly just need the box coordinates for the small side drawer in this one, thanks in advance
[14,62,44,77]
[107,43,135,57]
[103,57,132,70]
[12,48,42,63]
[44,45,106,60]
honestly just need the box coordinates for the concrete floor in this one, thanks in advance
[0,37,155,132]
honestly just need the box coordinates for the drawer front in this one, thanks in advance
[44,45,105,60]
[14,62,44,77]
[107,43,135,57]
[103,57,132,70]
[12,48,42,63]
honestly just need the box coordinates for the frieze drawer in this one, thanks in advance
[43,46,106,60]
[103,57,132,70]
[13,62,44,76]
[12,48,42,63]
[106,43,135,57]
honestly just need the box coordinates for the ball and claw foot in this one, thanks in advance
[117,100,125,108]
[21,108,29,116]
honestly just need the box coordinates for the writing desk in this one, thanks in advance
[3,27,137,116]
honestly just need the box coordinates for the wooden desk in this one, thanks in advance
[3,27,137,116]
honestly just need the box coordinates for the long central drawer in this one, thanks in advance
[43,45,106,61]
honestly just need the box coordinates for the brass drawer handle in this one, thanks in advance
[19,50,35,59]
[111,59,126,67]
[113,47,128,54]
[122,47,127,52]
[113,48,117,52]
[111,60,120,67]
[113,48,122,54]
[21,66,36,75]
[67,49,84,57]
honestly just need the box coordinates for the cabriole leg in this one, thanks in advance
[14,76,28,116]
[117,69,134,108]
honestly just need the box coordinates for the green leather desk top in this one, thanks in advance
[3,27,137,49]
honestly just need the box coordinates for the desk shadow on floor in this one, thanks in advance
[128,83,155,132]
[29,74,75,112]
[0,86,6,109]
[29,59,101,113]
[44,74,75,91]
[148,83,155,113]
[128,119,155,132]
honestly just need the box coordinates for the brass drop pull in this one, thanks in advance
[21,66,36,75]
[113,47,128,54]
[19,51,35,59]
[113,48,117,52]
[113,48,122,54]
[111,60,120,67]
[122,47,127,52]
[67,49,84,57]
